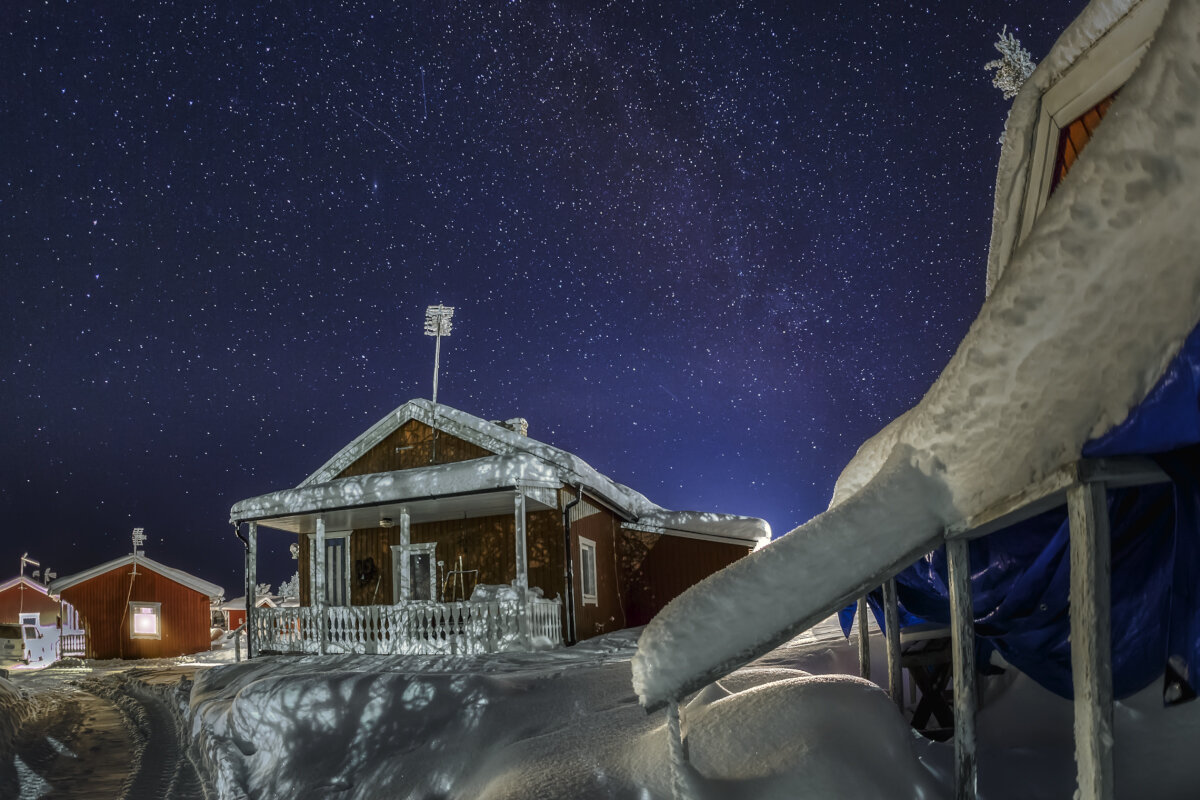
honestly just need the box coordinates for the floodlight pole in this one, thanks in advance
[424,304,454,405]
[432,325,443,404]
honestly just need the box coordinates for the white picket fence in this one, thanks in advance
[60,629,86,657]
[253,597,563,656]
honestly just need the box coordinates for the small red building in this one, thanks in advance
[50,553,223,660]
[0,576,66,626]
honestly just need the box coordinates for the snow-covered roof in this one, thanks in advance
[231,399,768,545]
[0,576,56,597]
[220,595,277,611]
[49,553,224,599]
[633,0,1199,708]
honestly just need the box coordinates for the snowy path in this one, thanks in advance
[0,668,207,800]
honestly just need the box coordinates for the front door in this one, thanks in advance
[392,543,437,603]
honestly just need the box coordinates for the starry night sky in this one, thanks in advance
[2,2,1086,595]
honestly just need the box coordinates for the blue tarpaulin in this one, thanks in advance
[842,323,1200,702]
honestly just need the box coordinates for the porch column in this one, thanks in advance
[514,491,530,645]
[398,506,410,602]
[947,537,977,800]
[245,522,257,659]
[883,577,902,712]
[1068,481,1114,800]
[314,516,327,655]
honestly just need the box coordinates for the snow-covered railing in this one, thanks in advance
[60,629,86,658]
[254,597,562,656]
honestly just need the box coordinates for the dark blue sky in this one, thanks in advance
[2,1,1085,593]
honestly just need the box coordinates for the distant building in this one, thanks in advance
[229,399,769,655]
[50,554,223,660]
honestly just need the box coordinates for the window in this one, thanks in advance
[391,542,437,603]
[18,613,38,626]
[1050,92,1118,194]
[579,537,598,606]
[130,602,162,639]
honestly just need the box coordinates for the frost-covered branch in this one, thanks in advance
[985,26,1034,99]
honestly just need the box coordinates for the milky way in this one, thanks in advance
[2,2,1084,590]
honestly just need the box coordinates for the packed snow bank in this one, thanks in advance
[634,0,1200,708]
[186,627,944,800]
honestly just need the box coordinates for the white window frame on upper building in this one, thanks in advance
[579,537,598,606]
[129,601,162,639]
[1015,0,1168,247]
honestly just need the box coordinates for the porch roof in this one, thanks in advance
[230,453,562,534]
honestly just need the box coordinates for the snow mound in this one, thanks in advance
[634,0,1200,708]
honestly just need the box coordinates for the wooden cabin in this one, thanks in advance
[220,593,277,631]
[0,576,67,627]
[230,399,769,656]
[50,553,224,660]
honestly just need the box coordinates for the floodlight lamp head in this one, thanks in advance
[424,304,454,337]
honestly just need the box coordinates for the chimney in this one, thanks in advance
[491,417,529,436]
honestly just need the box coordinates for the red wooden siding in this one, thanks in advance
[58,564,215,660]
[617,528,751,629]
[570,504,627,640]
[0,582,62,625]
[298,510,563,607]
[336,419,493,479]
[1051,92,1118,194]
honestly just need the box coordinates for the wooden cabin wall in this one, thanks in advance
[570,504,626,640]
[58,565,214,660]
[336,419,492,479]
[300,512,562,606]
[617,529,751,627]
[525,510,565,604]
[0,583,62,625]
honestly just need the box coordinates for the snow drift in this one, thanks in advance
[633,0,1200,708]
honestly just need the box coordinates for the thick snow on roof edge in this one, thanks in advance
[634,0,1200,708]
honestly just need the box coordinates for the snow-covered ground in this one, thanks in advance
[3,618,1199,798]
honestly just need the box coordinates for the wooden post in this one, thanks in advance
[883,576,903,711]
[397,507,411,602]
[245,522,258,659]
[947,537,977,800]
[857,596,871,680]
[514,491,530,647]
[1068,481,1114,800]
[314,516,327,655]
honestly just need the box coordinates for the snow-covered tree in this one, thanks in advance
[985,26,1034,99]
[278,572,300,600]
[256,582,273,598]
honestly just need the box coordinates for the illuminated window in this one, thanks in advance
[579,537,598,606]
[130,602,162,639]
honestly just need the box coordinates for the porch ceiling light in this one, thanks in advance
[379,517,394,528]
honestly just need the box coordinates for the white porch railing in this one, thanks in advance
[253,596,563,656]
[60,629,86,658]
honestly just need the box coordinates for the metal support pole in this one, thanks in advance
[948,537,977,800]
[857,596,871,680]
[314,516,327,655]
[245,522,258,659]
[432,329,442,404]
[1068,481,1114,800]
[883,577,903,711]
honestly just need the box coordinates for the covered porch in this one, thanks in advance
[231,456,568,657]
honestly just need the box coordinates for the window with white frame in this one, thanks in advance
[579,537,598,606]
[130,602,162,639]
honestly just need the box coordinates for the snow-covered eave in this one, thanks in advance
[623,510,771,547]
[49,554,224,599]
[230,453,563,523]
